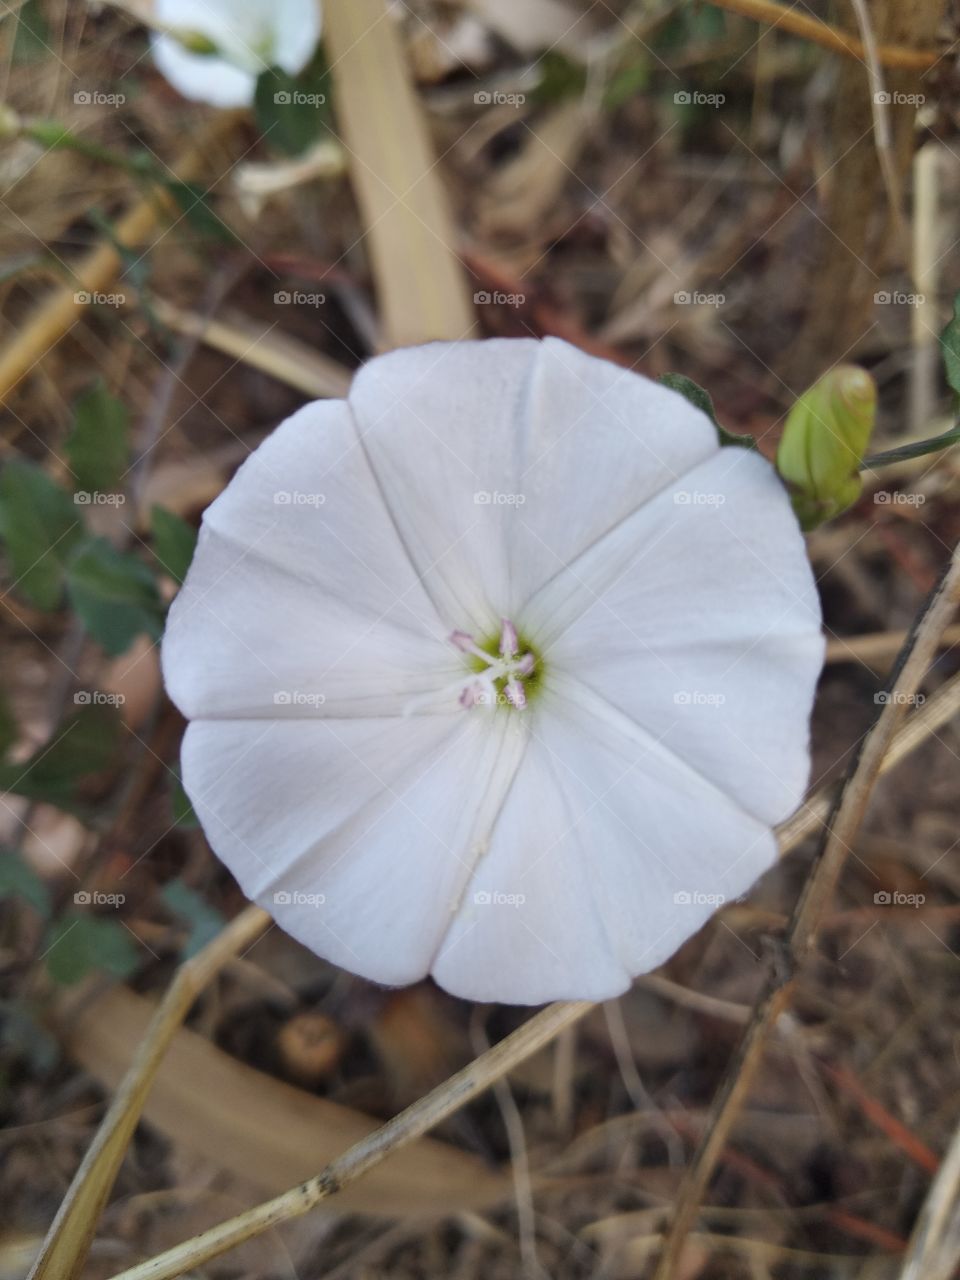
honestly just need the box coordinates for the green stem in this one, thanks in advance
[861,423,960,470]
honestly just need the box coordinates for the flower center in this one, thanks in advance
[451,619,538,710]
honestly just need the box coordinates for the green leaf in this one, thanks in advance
[12,0,50,62]
[65,537,164,656]
[660,373,757,450]
[151,505,197,584]
[67,381,129,494]
[43,915,140,985]
[170,771,199,829]
[0,705,122,809]
[531,51,588,105]
[776,365,877,530]
[254,57,331,156]
[603,59,649,110]
[162,180,236,244]
[161,879,224,957]
[0,687,17,758]
[0,849,51,917]
[940,291,960,399]
[0,1000,60,1073]
[0,460,84,609]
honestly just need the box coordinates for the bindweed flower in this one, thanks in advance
[162,338,824,1004]
[151,0,322,109]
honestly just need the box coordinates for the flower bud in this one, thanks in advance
[776,365,877,530]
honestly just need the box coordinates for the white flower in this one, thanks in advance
[162,338,823,1004]
[151,0,322,109]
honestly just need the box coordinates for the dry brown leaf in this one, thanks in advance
[65,986,508,1218]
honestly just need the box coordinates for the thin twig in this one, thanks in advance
[847,0,909,262]
[825,625,960,666]
[653,541,960,1279]
[105,1002,591,1280]
[27,905,270,1280]
[704,0,942,69]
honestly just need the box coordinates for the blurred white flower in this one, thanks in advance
[152,0,322,109]
[162,338,823,1004]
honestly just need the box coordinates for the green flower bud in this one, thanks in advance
[776,365,877,530]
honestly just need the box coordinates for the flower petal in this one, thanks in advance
[432,679,776,1003]
[180,710,528,986]
[348,338,718,632]
[531,446,823,823]
[151,35,256,108]
[162,400,462,720]
[152,0,320,106]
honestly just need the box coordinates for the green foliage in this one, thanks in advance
[0,460,83,609]
[0,849,51,917]
[162,179,237,243]
[12,0,50,62]
[43,914,140,985]
[531,51,588,105]
[660,373,757,450]
[776,365,877,531]
[170,770,199,829]
[254,53,332,155]
[161,879,224,957]
[65,537,165,656]
[0,705,122,809]
[0,688,16,759]
[0,1001,60,1073]
[603,60,650,109]
[67,381,129,494]
[151,505,197,584]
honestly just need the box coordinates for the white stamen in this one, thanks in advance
[449,620,535,712]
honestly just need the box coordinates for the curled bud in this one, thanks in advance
[776,365,877,530]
